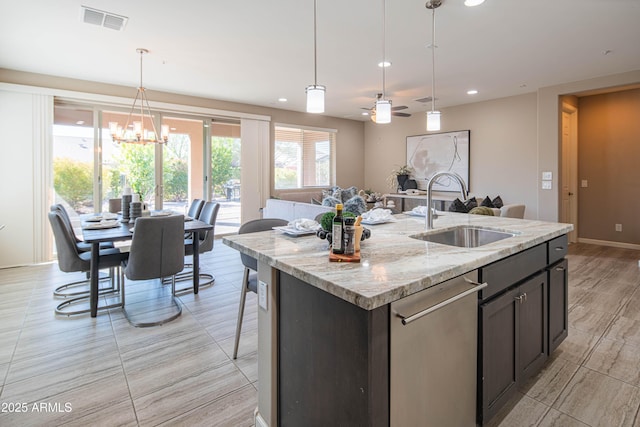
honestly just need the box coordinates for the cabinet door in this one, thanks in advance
[518,272,548,381]
[479,287,519,424]
[548,259,568,353]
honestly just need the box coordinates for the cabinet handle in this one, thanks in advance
[396,278,488,325]
[523,292,527,302]
[515,295,523,303]
[555,266,565,271]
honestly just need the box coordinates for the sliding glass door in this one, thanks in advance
[101,110,157,209]
[209,120,241,234]
[52,101,244,258]
[161,116,205,213]
[52,105,96,223]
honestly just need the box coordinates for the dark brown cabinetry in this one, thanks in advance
[478,238,566,425]
[479,272,547,423]
[547,258,568,354]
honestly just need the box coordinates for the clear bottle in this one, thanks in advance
[344,217,355,255]
[332,204,344,254]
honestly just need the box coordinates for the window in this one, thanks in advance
[274,125,335,189]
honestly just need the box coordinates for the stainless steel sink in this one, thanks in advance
[410,226,515,248]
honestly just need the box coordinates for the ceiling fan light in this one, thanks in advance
[306,84,325,113]
[464,0,485,6]
[376,99,392,124]
[426,110,441,131]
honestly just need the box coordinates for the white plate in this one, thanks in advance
[272,226,317,236]
[360,217,394,225]
[84,213,118,222]
[403,210,446,217]
[82,220,120,230]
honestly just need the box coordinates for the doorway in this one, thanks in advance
[561,103,578,243]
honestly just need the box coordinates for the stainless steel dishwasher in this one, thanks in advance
[390,270,486,426]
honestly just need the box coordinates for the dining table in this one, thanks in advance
[81,213,214,317]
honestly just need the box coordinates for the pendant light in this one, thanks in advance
[375,0,392,124]
[306,0,325,113]
[109,48,169,144]
[426,0,443,131]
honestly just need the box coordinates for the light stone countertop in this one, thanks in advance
[223,213,573,310]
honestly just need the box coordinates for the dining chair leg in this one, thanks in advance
[53,270,113,298]
[233,268,251,359]
[120,267,125,307]
[55,266,126,316]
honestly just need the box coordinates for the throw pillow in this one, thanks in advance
[322,196,341,208]
[448,198,468,213]
[464,197,478,211]
[492,195,504,208]
[322,186,339,200]
[344,195,366,215]
[480,196,495,208]
[333,186,358,202]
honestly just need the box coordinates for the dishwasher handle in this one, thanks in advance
[397,278,488,325]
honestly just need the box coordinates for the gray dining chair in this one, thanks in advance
[181,198,206,269]
[123,214,185,327]
[175,201,220,294]
[50,204,116,297]
[50,204,115,253]
[187,199,205,220]
[48,211,128,316]
[233,218,288,359]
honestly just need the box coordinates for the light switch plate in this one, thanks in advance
[258,281,268,310]
[541,181,552,190]
[542,171,552,180]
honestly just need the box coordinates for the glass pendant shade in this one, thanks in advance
[426,110,441,131]
[376,99,392,124]
[306,84,325,113]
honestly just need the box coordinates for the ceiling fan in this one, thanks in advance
[363,93,411,122]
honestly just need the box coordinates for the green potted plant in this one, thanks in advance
[386,165,413,191]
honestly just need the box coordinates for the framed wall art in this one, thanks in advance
[406,130,470,192]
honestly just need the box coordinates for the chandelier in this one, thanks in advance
[109,48,169,144]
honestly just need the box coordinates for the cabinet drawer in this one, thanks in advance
[479,244,546,301]
[548,234,568,265]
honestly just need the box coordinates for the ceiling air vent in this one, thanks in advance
[80,6,128,31]
[414,96,436,104]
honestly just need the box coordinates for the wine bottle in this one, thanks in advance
[332,204,344,254]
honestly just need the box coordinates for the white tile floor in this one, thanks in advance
[0,242,639,426]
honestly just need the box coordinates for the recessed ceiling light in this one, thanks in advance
[467,90,478,95]
[362,112,369,116]
[76,120,85,125]
[378,61,392,68]
[278,98,288,102]
[464,0,485,6]
[170,127,176,131]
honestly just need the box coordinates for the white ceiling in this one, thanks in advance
[1,0,639,121]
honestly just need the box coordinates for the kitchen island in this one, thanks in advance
[223,212,572,427]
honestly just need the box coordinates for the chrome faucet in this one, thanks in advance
[426,171,468,229]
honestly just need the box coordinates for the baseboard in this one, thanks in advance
[578,238,640,251]
[255,410,269,427]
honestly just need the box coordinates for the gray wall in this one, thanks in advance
[364,93,539,219]
[578,88,640,244]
